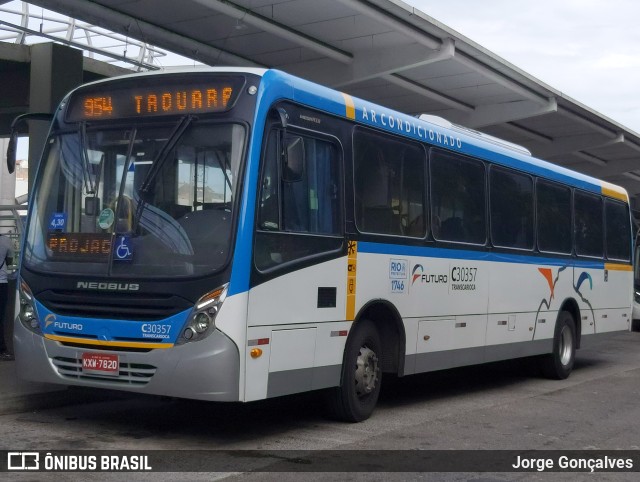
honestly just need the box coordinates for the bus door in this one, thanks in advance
[245,125,345,401]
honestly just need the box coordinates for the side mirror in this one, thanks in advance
[283,135,304,183]
[6,112,54,174]
[6,134,17,174]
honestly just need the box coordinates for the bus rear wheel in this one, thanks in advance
[326,320,382,422]
[540,310,576,380]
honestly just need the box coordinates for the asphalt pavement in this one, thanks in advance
[0,358,126,415]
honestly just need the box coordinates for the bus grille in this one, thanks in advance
[38,290,192,321]
[51,356,156,385]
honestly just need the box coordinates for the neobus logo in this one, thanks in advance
[76,281,140,291]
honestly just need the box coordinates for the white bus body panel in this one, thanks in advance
[245,257,349,401]
[244,247,631,400]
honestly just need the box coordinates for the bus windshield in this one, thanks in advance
[23,120,245,278]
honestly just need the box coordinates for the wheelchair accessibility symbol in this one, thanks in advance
[114,235,133,261]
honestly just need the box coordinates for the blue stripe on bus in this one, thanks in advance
[357,241,605,269]
[227,70,618,296]
[272,70,604,194]
[228,70,291,296]
[37,299,190,343]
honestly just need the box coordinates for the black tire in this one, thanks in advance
[540,310,576,380]
[325,320,382,422]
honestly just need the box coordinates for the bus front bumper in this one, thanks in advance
[13,317,241,402]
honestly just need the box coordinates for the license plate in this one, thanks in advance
[81,352,119,376]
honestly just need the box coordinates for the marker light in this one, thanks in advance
[250,348,263,358]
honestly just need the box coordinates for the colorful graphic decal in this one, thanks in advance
[572,271,595,324]
[535,266,595,332]
[36,299,189,348]
[538,268,556,300]
[575,271,593,292]
[412,264,424,285]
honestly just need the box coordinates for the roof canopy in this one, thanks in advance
[24,0,640,204]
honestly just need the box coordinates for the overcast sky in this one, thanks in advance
[406,0,640,133]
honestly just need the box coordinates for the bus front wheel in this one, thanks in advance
[540,310,576,380]
[326,320,382,422]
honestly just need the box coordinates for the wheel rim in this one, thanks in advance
[559,325,573,366]
[354,346,379,397]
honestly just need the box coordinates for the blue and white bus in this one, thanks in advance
[10,68,633,421]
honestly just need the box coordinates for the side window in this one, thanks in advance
[281,133,340,234]
[255,128,342,271]
[430,149,486,244]
[574,191,603,258]
[353,128,426,237]
[536,180,572,254]
[605,199,631,261]
[490,167,534,249]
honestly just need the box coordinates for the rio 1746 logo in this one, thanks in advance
[389,258,407,293]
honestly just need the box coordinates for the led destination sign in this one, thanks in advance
[66,76,245,121]
[47,233,112,260]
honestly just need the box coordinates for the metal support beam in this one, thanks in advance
[385,74,474,112]
[339,0,549,106]
[336,38,454,87]
[529,133,624,159]
[439,98,557,129]
[572,151,608,167]
[454,52,549,106]
[193,0,353,64]
[616,175,640,195]
[28,0,260,66]
[0,19,159,71]
[557,106,618,139]
[286,38,454,88]
[336,0,441,49]
[501,122,553,145]
[588,158,640,179]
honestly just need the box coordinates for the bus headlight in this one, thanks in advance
[635,291,640,303]
[178,284,227,344]
[19,280,41,334]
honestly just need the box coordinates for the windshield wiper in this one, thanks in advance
[138,115,195,196]
[213,148,233,193]
[79,122,95,195]
[133,115,195,230]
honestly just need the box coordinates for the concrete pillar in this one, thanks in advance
[28,43,83,192]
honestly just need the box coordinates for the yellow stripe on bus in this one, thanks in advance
[605,263,633,272]
[601,183,628,202]
[342,93,355,120]
[346,240,358,321]
[45,334,174,349]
